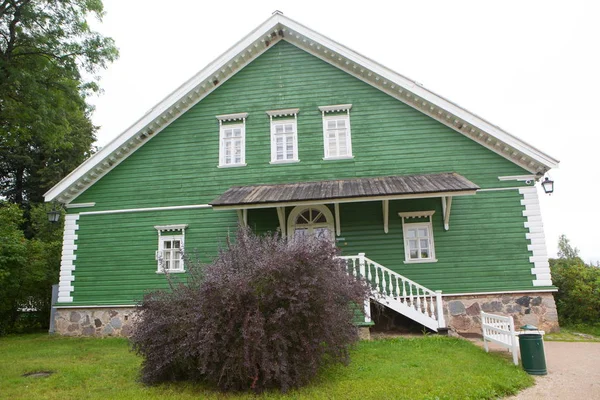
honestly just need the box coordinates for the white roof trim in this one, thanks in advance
[44,13,559,204]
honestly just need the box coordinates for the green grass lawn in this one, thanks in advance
[545,323,600,342]
[0,334,533,400]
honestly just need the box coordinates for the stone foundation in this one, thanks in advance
[54,307,136,336]
[444,292,559,335]
[358,326,371,340]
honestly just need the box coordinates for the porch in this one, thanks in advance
[209,173,478,332]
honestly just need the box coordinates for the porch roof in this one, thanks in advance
[210,172,479,209]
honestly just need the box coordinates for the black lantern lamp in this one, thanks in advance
[541,177,554,195]
[47,204,62,223]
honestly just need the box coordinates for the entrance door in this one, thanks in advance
[287,205,334,239]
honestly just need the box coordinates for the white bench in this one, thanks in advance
[481,311,519,365]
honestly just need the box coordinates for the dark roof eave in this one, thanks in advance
[210,188,478,210]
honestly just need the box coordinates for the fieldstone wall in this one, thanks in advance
[444,292,559,334]
[54,307,136,337]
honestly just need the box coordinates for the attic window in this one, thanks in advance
[216,113,248,168]
[319,104,353,160]
[266,109,299,164]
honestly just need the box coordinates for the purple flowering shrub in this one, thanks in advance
[130,227,368,392]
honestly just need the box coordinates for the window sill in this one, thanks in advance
[218,163,247,168]
[156,270,187,274]
[269,159,300,165]
[323,155,354,161]
[403,259,438,264]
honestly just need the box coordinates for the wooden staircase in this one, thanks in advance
[339,253,446,332]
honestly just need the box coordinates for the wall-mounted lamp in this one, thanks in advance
[47,204,62,223]
[541,177,554,195]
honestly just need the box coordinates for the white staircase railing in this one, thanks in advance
[339,253,446,332]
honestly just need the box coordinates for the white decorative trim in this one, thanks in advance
[65,202,96,209]
[322,110,352,159]
[269,159,300,165]
[478,187,529,192]
[154,224,188,231]
[265,108,299,117]
[218,119,246,167]
[54,304,136,309]
[79,204,211,216]
[442,289,557,297]
[398,210,435,219]
[287,204,334,238]
[498,175,536,182]
[519,187,552,286]
[318,104,352,113]
[216,112,248,122]
[156,227,186,273]
[57,214,80,303]
[217,163,247,168]
[269,113,299,163]
[45,13,558,204]
[398,211,437,263]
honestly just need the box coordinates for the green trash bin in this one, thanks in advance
[518,324,547,375]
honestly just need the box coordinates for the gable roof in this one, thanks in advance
[44,12,559,204]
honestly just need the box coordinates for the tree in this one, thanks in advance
[0,1,117,334]
[0,0,118,207]
[131,228,369,393]
[550,235,600,325]
[557,234,580,260]
[0,201,63,334]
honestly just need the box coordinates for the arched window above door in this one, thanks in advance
[287,205,334,239]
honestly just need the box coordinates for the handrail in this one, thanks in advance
[339,253,446,329]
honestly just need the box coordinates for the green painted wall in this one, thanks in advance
[63,40,543,306]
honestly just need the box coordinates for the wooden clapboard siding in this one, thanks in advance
[71,209,238,305]
[63,41,540,305]
[336,190,534,294]
[74,41,526,211]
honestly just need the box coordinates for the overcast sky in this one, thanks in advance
[87,0,600,263]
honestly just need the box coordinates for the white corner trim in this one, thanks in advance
[265,108,299,117]
[519,187,552,286]
[154,224,188,232]
[498,175,536,182]
[318,104,352,113]
[216,112,248,121]
[65,202,96,209]
[57,214,80,303]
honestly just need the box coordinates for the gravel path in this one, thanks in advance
[507,341,600,399]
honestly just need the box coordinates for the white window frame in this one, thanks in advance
[216,113,248,168]
[398,211,437,263]
[154,224,188,273]
[319,104,353,160]
[287,205,334,239]
[266,108,299,164]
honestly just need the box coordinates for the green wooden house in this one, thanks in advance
[46,12,560,337]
